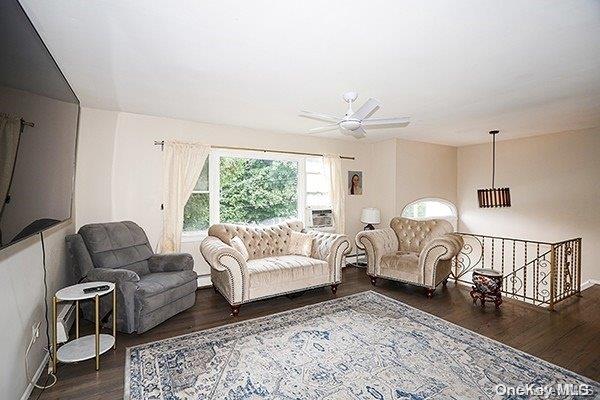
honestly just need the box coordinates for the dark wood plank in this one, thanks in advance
[30,266,600,399]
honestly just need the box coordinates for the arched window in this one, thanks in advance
[401,198,458,230]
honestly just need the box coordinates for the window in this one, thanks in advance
[183,151,330,235]
[305,158,329,208]
[401,198,458,230]
[183,161,210,231]
[219,155,299,225]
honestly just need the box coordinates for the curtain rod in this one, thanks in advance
[20,118,34,128]
[153,140,355,160]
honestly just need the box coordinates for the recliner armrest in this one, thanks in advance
[86,267,140,283]
[85,267,139,334]
[148,253,194,272]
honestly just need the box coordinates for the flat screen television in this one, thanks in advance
[0,0,79,250]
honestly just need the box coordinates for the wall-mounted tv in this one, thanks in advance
[0,0,79,250]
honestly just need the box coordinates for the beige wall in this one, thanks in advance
[371,139,397,224]
[75,108,119,226]
[396,139,457,215]
[457,127,600,282]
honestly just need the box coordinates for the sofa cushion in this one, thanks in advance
[380,251,421,283]
[288,231,312,257]
[136,270,198,314]
[247,255,328,289]
[230,236,249,261]
[78,221,153,276]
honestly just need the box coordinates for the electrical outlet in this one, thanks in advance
[31,321,41,342]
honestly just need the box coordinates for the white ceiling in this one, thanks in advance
[20,0,600,145]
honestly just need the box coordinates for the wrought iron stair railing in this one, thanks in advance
[452,233,581,309]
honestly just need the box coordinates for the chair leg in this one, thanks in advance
[230,305,240,317]
[331,284,339,294]
[425,288,435,299]
[369,276,377,286]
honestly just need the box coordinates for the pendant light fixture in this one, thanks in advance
[477,130,511,208]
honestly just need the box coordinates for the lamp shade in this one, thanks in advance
[360,208,381,224]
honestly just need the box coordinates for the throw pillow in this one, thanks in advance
[230,236,249,261]
[288,231,313,257]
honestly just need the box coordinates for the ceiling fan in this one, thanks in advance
[299,91,410,139]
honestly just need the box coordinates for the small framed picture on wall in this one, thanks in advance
[348,171,363,195]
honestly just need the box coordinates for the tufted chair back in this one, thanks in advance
[207,220,304,260]
[390,217,453,253]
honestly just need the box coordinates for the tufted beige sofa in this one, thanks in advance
[356,217,463,297]
[200,220,351,315]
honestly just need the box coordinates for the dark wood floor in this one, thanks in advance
[30,266,600,399]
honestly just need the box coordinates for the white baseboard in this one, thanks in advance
[197,274,212,288]
[20,352,50,400]
[581,279,600,291]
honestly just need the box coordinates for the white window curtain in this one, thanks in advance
[159,141,210,252]
[0,114,22,222]
[323,154,345,234]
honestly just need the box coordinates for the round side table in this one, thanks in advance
[52,282,116,372]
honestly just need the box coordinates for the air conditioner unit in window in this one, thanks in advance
[307,207,334,229]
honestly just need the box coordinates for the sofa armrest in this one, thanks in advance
[355,228,399,275]
[200,236,249,304]
[306,230,351,282]
[419,234,464,287]
[148,253,194,272]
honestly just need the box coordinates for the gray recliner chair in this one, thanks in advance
[66,221,198,334]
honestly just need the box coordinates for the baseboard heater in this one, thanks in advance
[56,302,75,343]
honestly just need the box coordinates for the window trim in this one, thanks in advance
[183,149,328,238]
[401,197,458,230]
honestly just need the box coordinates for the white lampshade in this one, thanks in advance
[360,208,381,224]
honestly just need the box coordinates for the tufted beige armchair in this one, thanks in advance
[200,220,351,315]
[356,217,463,297]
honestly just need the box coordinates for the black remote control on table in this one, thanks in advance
[83,285,110,293]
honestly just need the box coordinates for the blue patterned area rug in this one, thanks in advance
[125,291,598,399]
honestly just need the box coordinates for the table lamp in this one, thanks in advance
[360,208,380,230]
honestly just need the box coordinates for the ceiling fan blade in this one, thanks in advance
[299,110,341,123]
[350,98,380,121]
[308,124,339,133]
[362,117,410,127]
[351,126,367,139]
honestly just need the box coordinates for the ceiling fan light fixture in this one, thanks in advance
[340,120,361,131]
